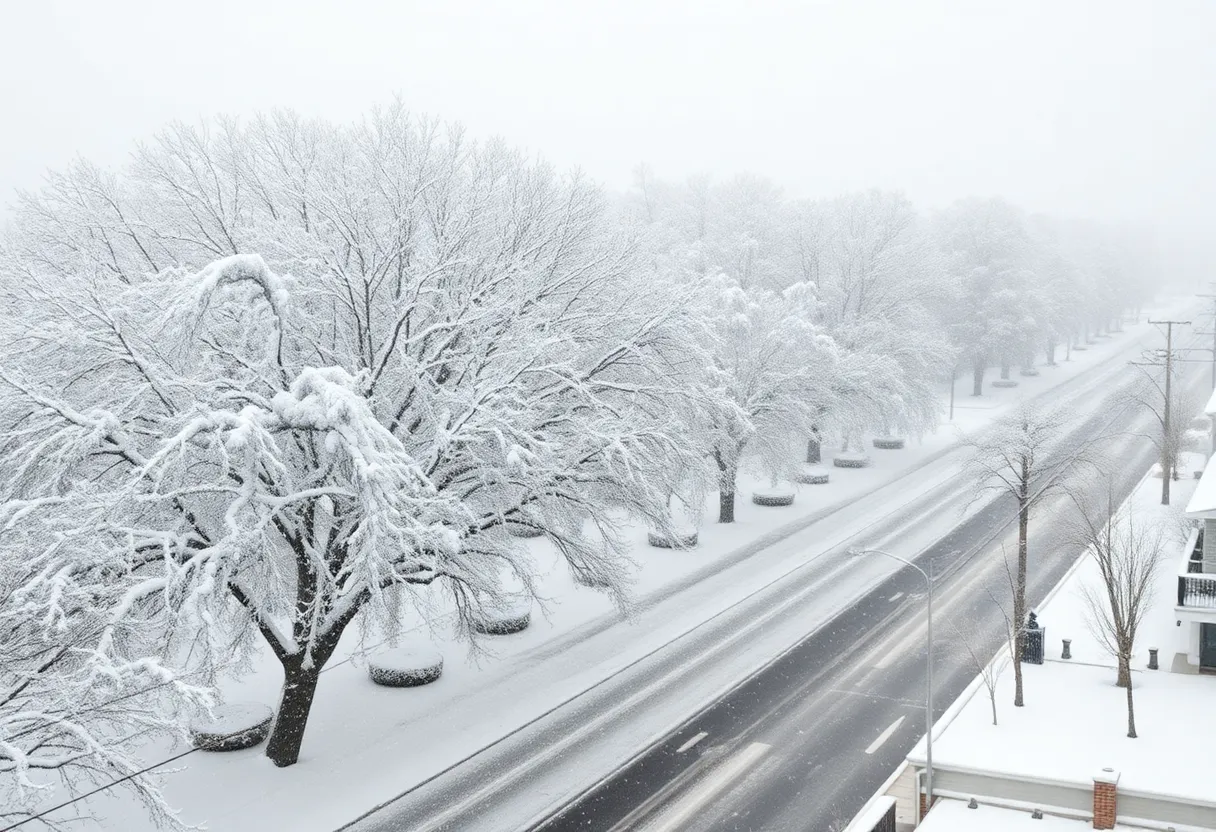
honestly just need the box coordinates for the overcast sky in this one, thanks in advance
[3,0,1214,240]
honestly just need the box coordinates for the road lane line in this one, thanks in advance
[864,716,905,754]
[675,731,707,753]
[887,592,904,602]
[643,742,771,831]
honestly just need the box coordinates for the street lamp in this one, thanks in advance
[850,546,934,819]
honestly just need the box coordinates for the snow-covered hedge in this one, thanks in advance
[833,453,871,469]
[189,703,274,752]
[507,523,544,539]
[991,379,1019,388]
[647,529,700,549]
[1073,345,1088,351]
[795,465,829,485]
[871,437,905,450]
[471,597,533,635]
[1019,367,1040,377]
[752,489,795,507]
[368,648,444,687]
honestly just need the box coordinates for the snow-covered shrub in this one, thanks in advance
[507,523,545,539]
[991,379,1019,388]
[368,648,444,687]
[1020,367,1040,377]
[189,703,274,752]
[647,529,700,549]
[833,453,871,468]
[471,597,533,635]
[752,489,795,507]
[872,437,906,450]
[795,465,829,485]
[1073,344,1089,351]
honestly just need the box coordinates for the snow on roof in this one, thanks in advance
[918,800,1130,831]
[1204,387,1216,416]
[910,464,1216,806]
[1185,451,1216,518]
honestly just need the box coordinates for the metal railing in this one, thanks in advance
[1177,525,1216,607]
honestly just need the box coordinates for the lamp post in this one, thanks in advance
[852,547,934,818]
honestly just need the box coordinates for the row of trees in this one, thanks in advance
[0,106,1162,824]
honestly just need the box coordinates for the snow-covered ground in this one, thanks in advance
[42,307,1198,831]
[907,451,1216,825]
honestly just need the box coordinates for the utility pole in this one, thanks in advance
[1147,319,1190,505]
[1198,287,1216,392]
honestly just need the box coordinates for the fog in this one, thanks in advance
[3,0,1215,242]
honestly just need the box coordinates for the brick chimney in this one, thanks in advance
[1093,768,1120,829]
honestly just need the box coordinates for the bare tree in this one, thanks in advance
[951,613,1011,726]
[1071,490,1166,739]
[1128,365,1199,504]
[962,402,1094,707]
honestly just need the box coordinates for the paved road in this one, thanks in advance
[530,363,1208,832]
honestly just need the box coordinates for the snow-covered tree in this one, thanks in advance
[700,278,838,522]
[935,198,1040,395]
[0,108,707,769]
[790,191,953,443]
[0,494,210,827]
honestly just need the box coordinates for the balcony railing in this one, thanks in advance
[1177,525,1216,607]
[1179,573,1216,608]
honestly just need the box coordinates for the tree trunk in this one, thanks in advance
[1000,356,1011,380]
[1013,463,1030,708]
[1116,655,1131,688]
[714,447,738,524]
[266,661,323,767]
[806,429,821,464]
[1125,664,1137,739]
[972,358,985,396]
[718,488,735,524]
[989,690,998,726]
[1045,339,1056,366]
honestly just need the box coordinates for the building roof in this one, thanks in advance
[1204,387,1216,417]
[1185,451,1216,518]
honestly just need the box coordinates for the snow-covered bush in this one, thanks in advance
[795,465,830,484]
[368,648,444,688]
[646,529,700,549]
[471,597,533,635]
[872,436,906,450]
[991,379,1020,388]
[506,523,545,539]
[833,452,871,468]
[189,703,274,751]
[752,489,795,507]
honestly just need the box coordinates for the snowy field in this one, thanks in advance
[40,305,1195,831]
